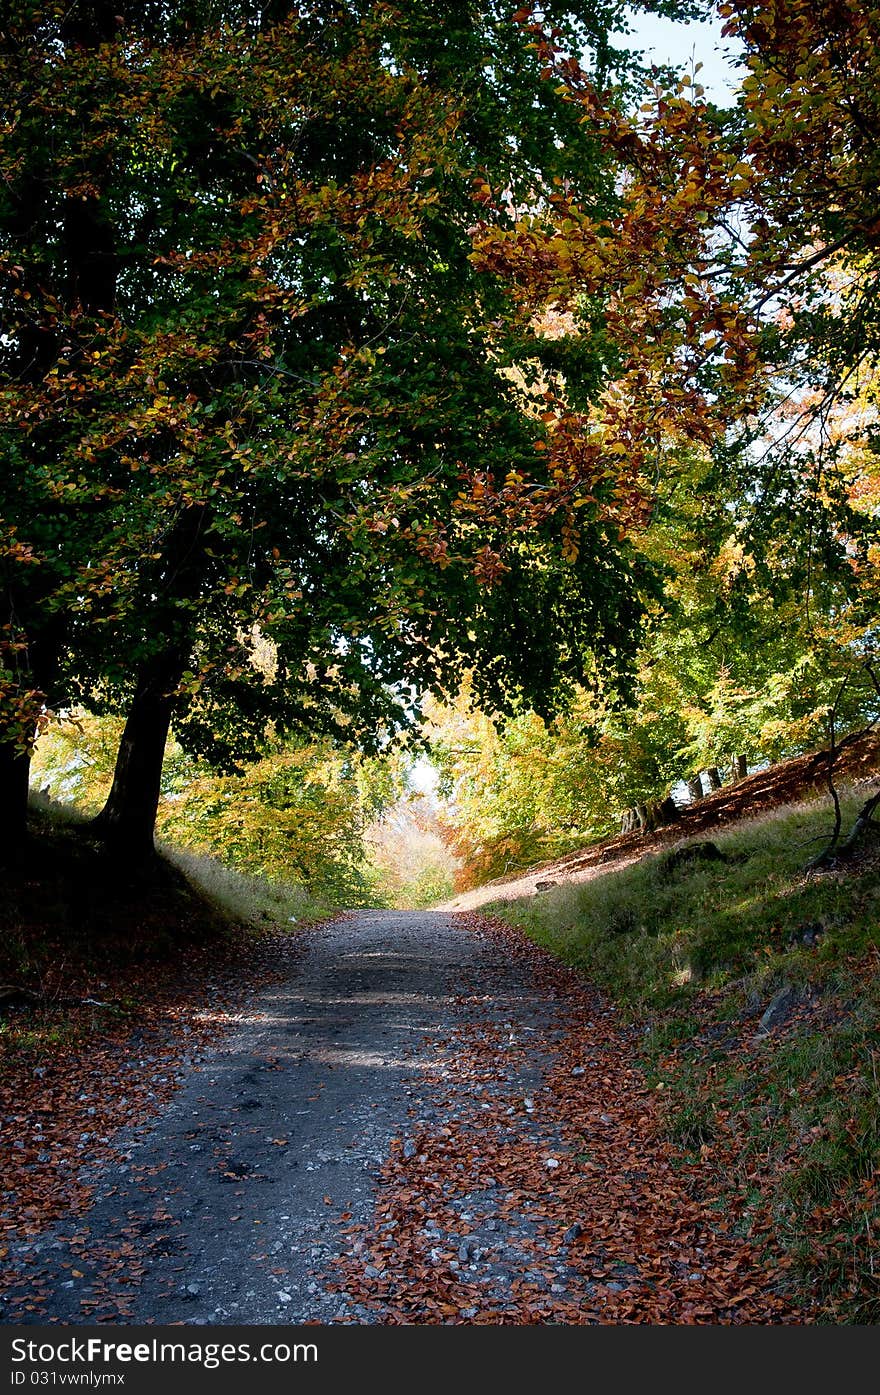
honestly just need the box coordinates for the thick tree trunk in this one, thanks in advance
[621,796,679,835]
[0,740,31,852]
[92,503,207,862]
[92,650,186,860]
[652,795,680,827]
[705,765,723,791]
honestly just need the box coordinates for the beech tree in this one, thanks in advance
[1,0,654,859]
[430,0,880,871]
[475,1,880,729]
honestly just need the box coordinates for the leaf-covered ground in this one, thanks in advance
[2,902,807,1325]
[0,815,315,1317]
[330,913,803,1324]
[485,798,880,1323]
[10,761,880,1325]
[0,923,303,1320]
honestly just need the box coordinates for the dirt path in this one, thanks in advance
[3,911,801,1325]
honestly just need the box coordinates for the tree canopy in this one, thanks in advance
[1,0,657,853]
[5,0,879,866]
[423,0,880,885]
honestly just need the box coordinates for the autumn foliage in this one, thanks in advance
[1,0,658,857]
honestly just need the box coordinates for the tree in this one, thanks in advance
[472,1,880,751]
[476,1,880,535]
[1,0,654,860]
[32,710,396,908]
[425,412,880,887]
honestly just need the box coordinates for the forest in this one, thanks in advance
[2,0,880,1332]
[3,0,878,897]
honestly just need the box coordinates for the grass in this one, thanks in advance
[161,842,336,930]
[489,791,880,1322]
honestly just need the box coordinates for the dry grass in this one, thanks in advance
[161,842,333,930]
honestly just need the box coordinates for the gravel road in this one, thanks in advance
[5,908,799,1325]
[5,910,565,1324]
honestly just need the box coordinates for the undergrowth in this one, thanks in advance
[492,792,880,1323]
[162,842,334,929]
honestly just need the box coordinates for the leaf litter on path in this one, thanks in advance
[329,913,805,1324]
[3,909,807,1325]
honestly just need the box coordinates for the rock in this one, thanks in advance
[544,1157,560,1170]
[563,1223,583,1243]
[785,921,824,951]
[571,1066,586,1077]
[756,983,799,1035]
[403,1139,417,1160]
[458,1242,471,1263]
[659,841,727,878]
[535,880,558,891]
[276,1291,292,1303]
[185,1283,200,1296]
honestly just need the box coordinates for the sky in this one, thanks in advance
[409,753,440,796]
[620,5,746,103]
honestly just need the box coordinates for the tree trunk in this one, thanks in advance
[652,795,680,827]
[92,650,186,861]
[0,740,31,853]
[92,503,207,862]
[728,754,748,783]
[687,774,704,803]
[705,765,722,790]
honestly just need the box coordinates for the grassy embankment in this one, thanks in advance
[0,798,326,1064]
[490,791,880,1322]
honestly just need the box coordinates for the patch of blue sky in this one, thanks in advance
[619,5,746,104]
